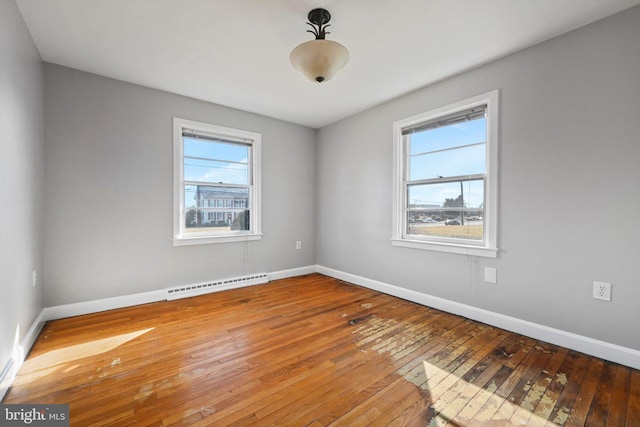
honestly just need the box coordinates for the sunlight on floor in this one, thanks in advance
[421,360,565,426]
[349,312,570,425]
[13,328,154,386]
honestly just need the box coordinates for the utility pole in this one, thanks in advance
[460,181,464,225]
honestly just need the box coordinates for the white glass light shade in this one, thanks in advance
[290,39,349,83]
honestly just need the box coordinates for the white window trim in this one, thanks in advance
[173,117,262,246]
[391,90,499,258]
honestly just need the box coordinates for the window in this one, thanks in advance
[392,90,498,257]
[173,117,262,245]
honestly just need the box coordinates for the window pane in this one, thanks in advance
[183,137,249,184]
[184,185,250,233]
[409,143,485,181]
[409,117,486,155]
[185,185,249,209]
[184,209,250,233]
[407,179,484,241]
[408,180,483,209]
[407,212,484,241]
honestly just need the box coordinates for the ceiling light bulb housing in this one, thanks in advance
[290,8,349,83]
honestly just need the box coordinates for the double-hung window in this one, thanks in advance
[173,117,262,245]
[392,90,498,257]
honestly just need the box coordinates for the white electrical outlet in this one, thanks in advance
[32,269,37,287]
[296,241,302,250]
[593,281,611,301]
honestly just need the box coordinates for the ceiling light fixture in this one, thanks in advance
[290,8,349,83]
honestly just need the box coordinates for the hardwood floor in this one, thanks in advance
[4,274,639,426]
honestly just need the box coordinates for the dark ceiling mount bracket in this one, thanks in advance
[306,8,332,40]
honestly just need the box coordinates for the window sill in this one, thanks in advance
[173,233,263,246]
[391,238,498,258]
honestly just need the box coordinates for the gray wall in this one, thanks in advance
[317,6,640,351]
[0,0,45,375]
[43,64,316,306]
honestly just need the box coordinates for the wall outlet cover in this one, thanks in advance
[484,267,497,284]
[593,281,611,301]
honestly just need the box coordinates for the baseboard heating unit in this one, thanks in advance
[166,273,269,301]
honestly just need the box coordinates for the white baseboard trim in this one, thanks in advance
[0,309,47,401]
[20,309,47,361]
[268,265,317,281]
[43,289,166,321]
[317,265,640,370]
[0,357,16,402]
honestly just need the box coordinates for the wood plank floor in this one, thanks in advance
[3,274,639,426]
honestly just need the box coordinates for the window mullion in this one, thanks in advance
[184,181,249,188]
[184,154,247,166]
[407,174,485,187]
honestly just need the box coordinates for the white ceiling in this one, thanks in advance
[16,0,639,129]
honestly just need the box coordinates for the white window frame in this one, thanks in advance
[392,90,498,257]
[173,117,262,246]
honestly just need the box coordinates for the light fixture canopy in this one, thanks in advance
[290,8,349,83]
